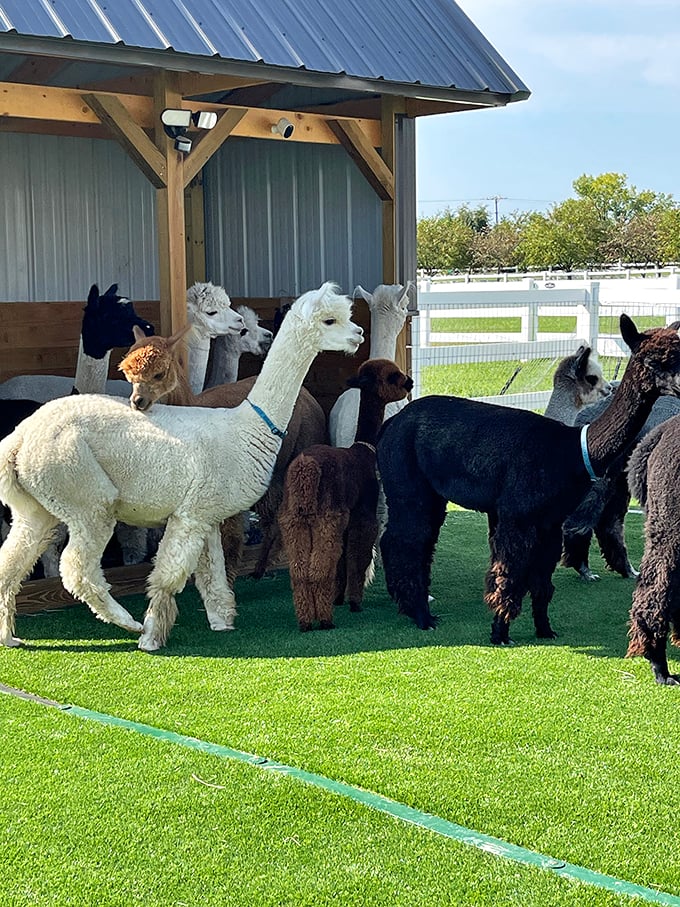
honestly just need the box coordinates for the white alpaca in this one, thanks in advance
[328,283,412,447]
[204,305,274,387]
[0,283,363,652]
[185,282,246,393]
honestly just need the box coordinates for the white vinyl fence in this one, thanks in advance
[411,274,680,411]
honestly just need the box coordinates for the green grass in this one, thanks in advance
[2,510,679,906]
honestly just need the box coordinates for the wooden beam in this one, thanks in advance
[381,96,398,285]
[182,107,247,187]
[82,92,167,188]
[0,83,381,146]
[154,71,188,342]
[185,176,206,286]
[178,73,268,97]
[328,118,394,200]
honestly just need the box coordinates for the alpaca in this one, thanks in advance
[279,358,413,632]
[562,388,680,583]
[328,283,412,447]
[0,284,155,403]
[204,305,274,387]
[375,315,680,643]
[118,322,327,581]
[0,283,363,651]
[626,418,680,685]
[542,344,612,425]
[185,282,246,393]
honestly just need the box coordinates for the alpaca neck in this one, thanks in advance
[245,312,318,434]
[585,365,658,472]
[213,338,240,384]
[186,334,210,394]
[354,394,388,446]
[543,381,581,425]
[164,366,198,406]
[74,339,110,394]
[368,315,401,360]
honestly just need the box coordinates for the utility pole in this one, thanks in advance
[487,195,506,225]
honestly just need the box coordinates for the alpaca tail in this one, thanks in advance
[283,454,324,520]
[0,432,26,512]
[626,422,670,511]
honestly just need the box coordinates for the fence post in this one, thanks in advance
[410,310,422,398]
[576,281,600,352]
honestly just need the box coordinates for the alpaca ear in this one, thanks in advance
[346,372,371,390]
[86,284,100,307]
[620,313,644,352]
[132,324,147,343]
[167,323,194,348]
[353,286,373,305]
[573,344,591,377]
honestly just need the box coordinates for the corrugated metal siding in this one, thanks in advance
[204,138,382,297]
[0,133,158,302]
[0,0,529,98]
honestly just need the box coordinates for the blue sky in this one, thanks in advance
[416,0,680,220]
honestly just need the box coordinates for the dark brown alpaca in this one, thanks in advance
[376,316,680,644]
[626,418,680,684]
[279,358,412,631]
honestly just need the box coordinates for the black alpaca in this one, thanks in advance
[376,315,680,643]
[626,417,680,685]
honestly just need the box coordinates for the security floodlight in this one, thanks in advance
[192,110,218,130]
[161,108,192,131]
[174,136,193,154]
[271,116,295,139]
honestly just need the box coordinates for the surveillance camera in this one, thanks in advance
[271,117,295,139]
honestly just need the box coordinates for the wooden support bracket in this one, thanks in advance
[327,119,394,200]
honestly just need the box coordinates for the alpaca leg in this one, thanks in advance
[527,527,562,639]
[194,525,237,631]
[380,490,447,630]
[344,509,379,612]
[309,512,348,629]
[60,521,142,633]
[220,515,245,587]
[485,521,533,645]
[40,523,68,578]
[114,523,150,566]
[0,508,59,646]
[139,516,209,651]
[595,476,637,578]
[628,534,680,684]
[561,528,599,582]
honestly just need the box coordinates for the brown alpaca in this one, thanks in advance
[278,358,412,632]
[118,325,327,582]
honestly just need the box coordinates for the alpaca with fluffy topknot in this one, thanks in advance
[279,358,412,631]
[0,283,363,651]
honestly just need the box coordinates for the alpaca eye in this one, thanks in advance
[153,373,164,381]
[323,318,336,326]
[585,375,598,386]
[206,310,218,317]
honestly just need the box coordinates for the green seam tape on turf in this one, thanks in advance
[3,683,679,906]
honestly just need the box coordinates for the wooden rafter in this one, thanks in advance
[327,118,394,200]
[182,107,247,187]
[81,92,167,188]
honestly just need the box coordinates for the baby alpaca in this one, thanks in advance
[279,359,412,631]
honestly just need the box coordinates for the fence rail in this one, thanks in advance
[411,276,680,411]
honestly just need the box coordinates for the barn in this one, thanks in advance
[0,0,529,603]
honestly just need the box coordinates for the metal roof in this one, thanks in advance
[0,0,530,102]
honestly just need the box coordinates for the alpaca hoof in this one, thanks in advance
[349,602,363,612]
[298,622,313,633]
[579,568,600,582]
[1,635,23,648]
[208,617,236,631]
[319,620,336,630]
[655,673,680,686]
[138,633,163,652]
[536,628,558,639]
[625,565,640,579]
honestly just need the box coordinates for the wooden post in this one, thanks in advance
[154,71,188,340]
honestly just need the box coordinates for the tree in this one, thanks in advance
[416,208,476,273]
[517,199,606,270]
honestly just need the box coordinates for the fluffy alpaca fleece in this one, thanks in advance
[205,305,274,387]
[279,359,412,631]
[185,281,246,392]
[543,344,612,425]
[626,417,680,684]
[119,323,327,582]
[376,315,680,644]
[0,283,363,651]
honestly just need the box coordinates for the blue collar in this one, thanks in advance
[246,399,287,439]
[580,424,598,481]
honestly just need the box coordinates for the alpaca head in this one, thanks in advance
[554,344,612,409]
[119,325,190,412]
[354,283,412,339]
[287,282,364,354]
[620,314,680,397]
[346,358,413,404]
[227,305,274,357]
[186,282,246,339]
[81,284,155,360]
